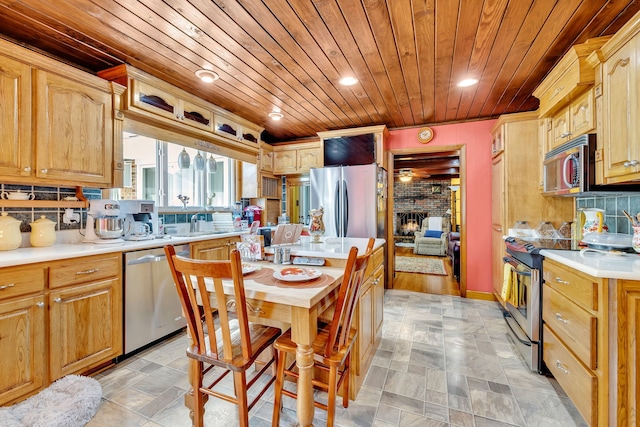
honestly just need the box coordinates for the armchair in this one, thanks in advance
[414,217,449,256]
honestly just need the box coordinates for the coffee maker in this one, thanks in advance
[120,200,157,241]
[84,199,125,243]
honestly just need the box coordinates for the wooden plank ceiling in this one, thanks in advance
[0,0,638,144]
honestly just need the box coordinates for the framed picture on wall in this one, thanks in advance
[431,184,442,194]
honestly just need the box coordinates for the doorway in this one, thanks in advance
[386,145,466,297]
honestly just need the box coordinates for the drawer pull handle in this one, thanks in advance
[555,360,570,374]
[76,268,100,275]
[36,302,45,308]
[555,313,568,324]
[554,277,570,285]
[0,283,15,290]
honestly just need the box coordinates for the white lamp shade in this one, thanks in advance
[178,148,190,169]
[194,151,205,171]
[208,155,217,173]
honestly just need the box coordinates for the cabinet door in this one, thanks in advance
[372,265,384,338]
[191,238,238,260]
[297,148,322,172]
[357,281,374,375]
[569,90,595,137]
[131,79,178,121]
[550,108,571,149]
[273,150,297,174]
[241,126,261,145]
[602,35,639,179]
[0,295,46,406]
[260,148,274,172]
[49,278,122,380]
[181,99,214,132]
[34,71,113,186]
[0,56,32,179]
[214,114,241,141]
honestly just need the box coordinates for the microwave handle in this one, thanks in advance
[562,154,579,188]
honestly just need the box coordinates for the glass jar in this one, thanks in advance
[512,221,531,237]
[535,221,557,238]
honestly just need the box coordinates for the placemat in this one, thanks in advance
[243,267,275,281]
[252,272,334,288]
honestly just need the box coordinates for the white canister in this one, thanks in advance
[30,215,57,247]
[0,212,22,251]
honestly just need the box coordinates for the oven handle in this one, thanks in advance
[503,311,532,347]
[502,257,532,276]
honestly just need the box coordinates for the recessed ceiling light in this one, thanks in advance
[457,78,478,87]
[339,76,358,86]
[195,69,219,83]
[268,111,284,121]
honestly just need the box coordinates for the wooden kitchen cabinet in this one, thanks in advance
[214,113,261,146]
[549,89,595,150]
[273,142,322,175]
[490,112,573,304]
[0,55,32,179]
[191,236,241,260]
[260,145,274,173]
[0,39,116,187]
[47,253,122,381]
[597,29,640,183]
[0,263,47,406]
[542,258,606,426]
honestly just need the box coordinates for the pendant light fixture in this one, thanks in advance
[178,148,191,169]
[194,151,205,171]
[207,154,218,174]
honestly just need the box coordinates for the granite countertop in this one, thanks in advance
[540,249,640,280]
[264,236,386,259]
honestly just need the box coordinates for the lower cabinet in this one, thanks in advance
[191,236,241,260]
[0,254,123,406]
[351,246,384,398]
[0,295,46,405]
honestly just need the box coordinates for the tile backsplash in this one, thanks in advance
[577,193,640,234]
[1,184,102,232]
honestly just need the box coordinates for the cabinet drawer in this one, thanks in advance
[543,284,597,369]
[49,254,121,289]
[0,264,46,299]
[544,325,596,426]
[543,260,598,311]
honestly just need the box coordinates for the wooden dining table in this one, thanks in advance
[189,261,346,427]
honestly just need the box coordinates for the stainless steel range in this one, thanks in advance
[502,237,575,374]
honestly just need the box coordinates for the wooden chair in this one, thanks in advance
[272,238,375,427]
[164,245,281,427]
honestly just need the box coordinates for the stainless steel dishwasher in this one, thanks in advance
[123,244,189,355]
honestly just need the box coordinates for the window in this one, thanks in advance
[122,132,234,209]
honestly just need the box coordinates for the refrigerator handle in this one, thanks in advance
[343,180,349,236]
[334,180,340,236]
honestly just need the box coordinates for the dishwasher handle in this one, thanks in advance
[126,247,190,266]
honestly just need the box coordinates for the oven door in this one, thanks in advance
[502,255,542,372]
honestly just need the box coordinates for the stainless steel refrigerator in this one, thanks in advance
[310,164,387,238]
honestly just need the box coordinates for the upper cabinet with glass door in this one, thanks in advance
[98,65,263,157]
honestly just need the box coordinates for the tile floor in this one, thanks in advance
[87,290,587,426]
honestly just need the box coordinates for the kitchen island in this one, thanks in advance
[540,249,640,426]
[0,232,385,421]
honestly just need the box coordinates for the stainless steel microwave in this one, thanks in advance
[542,134,640,196]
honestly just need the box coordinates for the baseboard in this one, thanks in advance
[465,290,496,301]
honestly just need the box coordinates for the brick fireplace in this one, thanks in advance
[393,178,451,240]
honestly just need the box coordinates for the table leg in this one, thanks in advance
[296,343,316,427]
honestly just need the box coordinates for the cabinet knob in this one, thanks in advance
[40,168,48,174]
[36,302,45,308]
[23,166,31,172]
[54,297,62,303]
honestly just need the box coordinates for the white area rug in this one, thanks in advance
[395,256,447,275]
[0,375,102,427]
